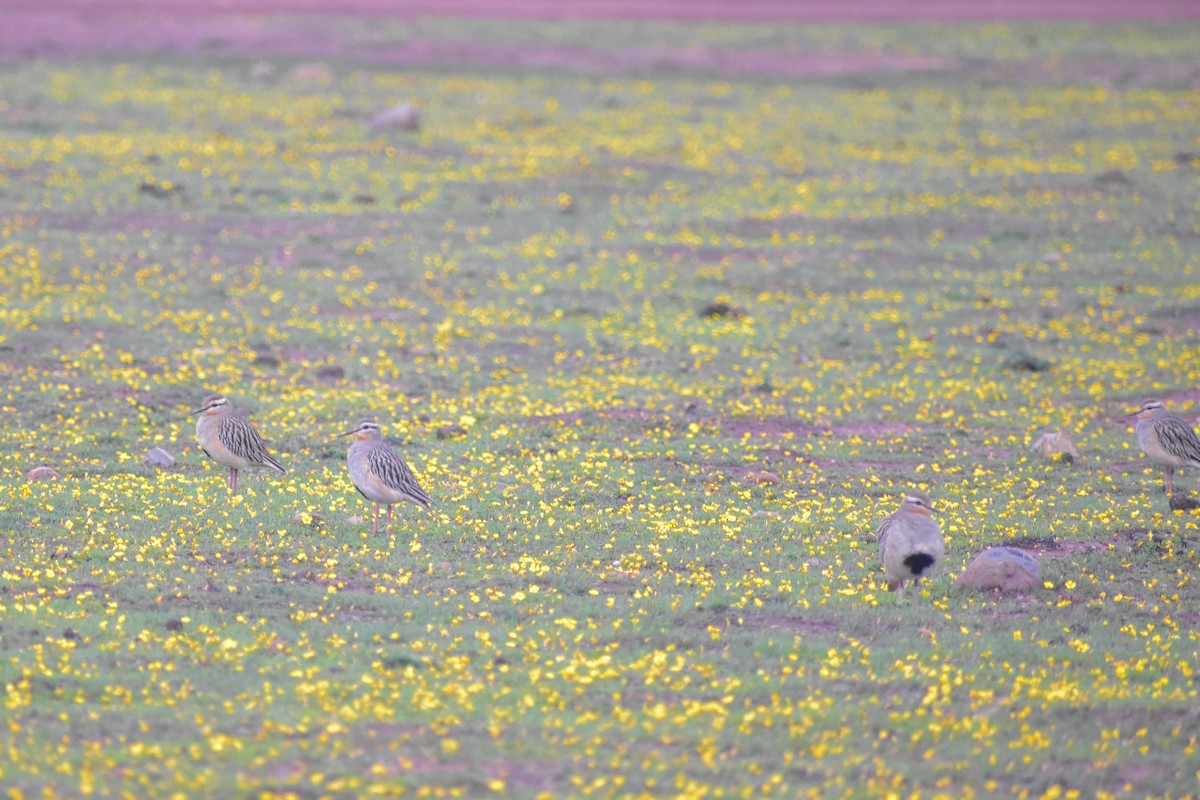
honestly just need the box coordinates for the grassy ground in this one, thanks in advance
[1,17,1199,799]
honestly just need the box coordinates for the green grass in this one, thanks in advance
[1,15,1199,799]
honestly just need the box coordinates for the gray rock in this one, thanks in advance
[1002,348,1052,373]
[26,466,59,482]
[1028,431,1079,461]
[144,447,175,468]
[436,424,468,440]
[289,62,332,83]
[248,61,275,81]
[1170,493,1200,511]
[315,365,345,382]
[370,103,420,132]
[955,547,1042,593]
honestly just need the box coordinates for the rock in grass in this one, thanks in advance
[743,470,779,486]
[144,447,175,468]
[436,424,468,440]
[26,466,59,482]
[955,547,1042,593]
[248,61,275,81]
[1028,431,1079,463]
[371,103,420,132]
[289,62,332,83]
[698,302,745,320]
[315,365,345,382]
[294,510,326,528]
[1094,169,1133,188]
[1002,348,1052,372]
[1169,494,1200,512]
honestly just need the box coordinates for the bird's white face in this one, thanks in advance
[1135,400,1165,420]
[902,494,934,516]
[193,395,229,416]
[343,420,383,440]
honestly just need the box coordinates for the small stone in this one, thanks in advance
[698,302,745,319]
[1002,348,1052,372]
[144,447,175,468]
[138,180,184,199]
[314,365,345,382]
[744,471,779,486]
[26,466,59,482]
[436,424,468,440]
[1028,431,1079,461]
[955,547,1042,593]
[1169,494,1200,512]
[294,510,326,527]
[289,62,332,82]
[1094,169,1132,188]
[371,103,420,132]
[248,61,275,81]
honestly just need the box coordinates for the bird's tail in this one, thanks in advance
[408,485,433,510]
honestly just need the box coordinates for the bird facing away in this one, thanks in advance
[1134,399,1200,495]
[192,393,286,493]
[876,491,945,605]
[343,418,432,535]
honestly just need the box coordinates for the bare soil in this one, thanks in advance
[2,0,1196,64]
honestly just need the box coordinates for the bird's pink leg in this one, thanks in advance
[229,468,238,493]
[372,503,380,536]
[385,505,394,535]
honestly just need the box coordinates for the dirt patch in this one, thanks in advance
[722,416,913,439]
[702,609,839,636]
[3,1,1197,66]
[8,0,1200,21]
[521,410,584,426]
[750,611,840,635]
[1158,387,1200,407]
[1019,541,1105,558]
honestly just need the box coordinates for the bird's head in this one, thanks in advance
[341,418,383,441]
[1133,399,1165,420]
[900,491,935,517]
[192,394,230,417]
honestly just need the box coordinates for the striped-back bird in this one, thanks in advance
[342,418,432,535]
[1133,399,1200,495]
[192,393,286,493]
[876,491,945,605]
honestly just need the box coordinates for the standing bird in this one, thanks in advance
[192,393,286,493]
[876,491,945,605]
[342,418,432,535]
[1133,399,1200,495]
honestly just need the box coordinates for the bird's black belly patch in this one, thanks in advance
[904,553,935,575]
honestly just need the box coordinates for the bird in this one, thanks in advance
[192,393,286,493]
[1133,399,1200,495]
[876,491,945,605]
[342,418,432,535]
